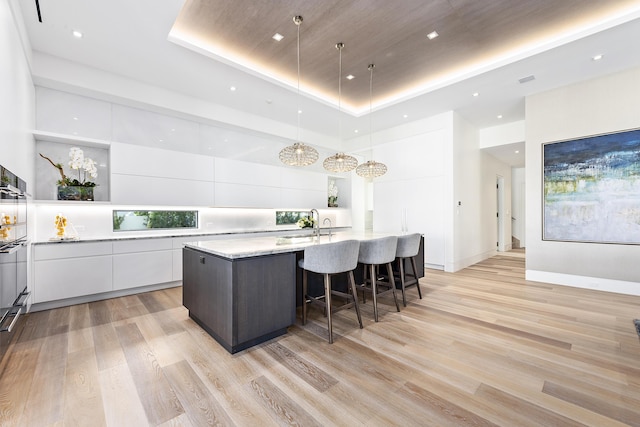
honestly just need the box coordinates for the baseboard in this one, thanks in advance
[447,249,496,272]
[526,270,640,296]
[29,281,182,312]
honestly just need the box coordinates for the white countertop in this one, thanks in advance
[183,231,396,259]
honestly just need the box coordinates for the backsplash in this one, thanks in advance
[32,204,352,242]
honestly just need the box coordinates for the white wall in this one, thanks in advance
[453,113,512,271]
[1,0,35,185]
[526,66,640,295]
[511,167,526,247]
[479,120,525,148]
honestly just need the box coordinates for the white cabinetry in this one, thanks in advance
[110,142,215,206]
[112,238,174,290]
[214,158,281,207]
[33,242,113,303]
[372,131,448,268]
[213,158,327,208]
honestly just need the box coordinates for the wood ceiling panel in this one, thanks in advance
[171,0,640,111]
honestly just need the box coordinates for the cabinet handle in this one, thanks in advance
[0,307,22,333]
[199,256,205,264]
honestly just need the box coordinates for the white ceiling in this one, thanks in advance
[17,0,640,168]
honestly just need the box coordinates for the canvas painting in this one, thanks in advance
[543,128,640,244]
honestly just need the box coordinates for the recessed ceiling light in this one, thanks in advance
[592,54,603,61]
[72,30,83,38]
[472,92,479,97]
[497,115,503,119]
[515,150,520,154]
[171,128,175,132]
[354,130,359,133]
[427,31,439,40]
[403,114,408,118]
[346,75,355,80]
[272,33,284,42]
[298,109,302,114]
[230,86,236,91]
[73,117,78,120]
[159,139,164,142]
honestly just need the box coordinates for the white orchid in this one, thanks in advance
[67,147,98,183]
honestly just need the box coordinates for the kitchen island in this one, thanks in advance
[183,232,424,353]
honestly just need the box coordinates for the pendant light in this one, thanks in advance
[279,15,319,167]
[323,42,358,173]
[356,64,387,178]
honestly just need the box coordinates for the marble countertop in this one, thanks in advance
[33,227,352,246]
[183,231,397,259]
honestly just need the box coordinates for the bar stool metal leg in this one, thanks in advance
[348,271,363,329]
[387,262,400,312]
[302,269,308,325]
[410,256,423,299]
[323,273,334,343]
[398,258,408,307]
[370,264,379,322]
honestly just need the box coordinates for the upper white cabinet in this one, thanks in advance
[111,105,201,154]
[110,142,215,206]
[36,87,112,141]
[213,158,329,208]
[111,143,214,181]
[33,87,353,210]
[215,158,281,187]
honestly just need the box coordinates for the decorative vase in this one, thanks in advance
[57,185,94,201]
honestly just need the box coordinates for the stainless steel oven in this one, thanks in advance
[0,165,29,364]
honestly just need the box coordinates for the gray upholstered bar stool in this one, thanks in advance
[357,236,400,322]
[299,239,363,344]
[395,233,423,307]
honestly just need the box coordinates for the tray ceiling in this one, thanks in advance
[169,0,640,113]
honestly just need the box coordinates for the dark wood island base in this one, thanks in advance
[183,247,296,354]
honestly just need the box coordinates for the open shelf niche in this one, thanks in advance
[34,131,111,202]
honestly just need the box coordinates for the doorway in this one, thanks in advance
[496,176,505,252]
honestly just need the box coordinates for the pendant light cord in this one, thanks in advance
[337,43,344,145]
[368,64,375,154]
[295,16,302,143]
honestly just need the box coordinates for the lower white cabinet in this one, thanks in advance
[33,238,178,305]
[33,242,113,303]
[113,238,174,290]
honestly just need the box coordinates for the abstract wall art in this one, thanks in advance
[543,128,640,244]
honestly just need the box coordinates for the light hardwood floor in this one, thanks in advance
[1,252,640,426]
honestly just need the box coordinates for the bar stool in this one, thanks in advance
[395,233,423,307]
[357,236,400,322]
[299,239,363,344]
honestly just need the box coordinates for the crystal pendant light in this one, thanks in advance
[356,64,387,178]
[323,42,358,173]
[279,15,319,167]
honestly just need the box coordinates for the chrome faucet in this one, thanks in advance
[309,209,320,238]
[323,217,332,238]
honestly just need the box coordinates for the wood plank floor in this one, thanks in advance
[1,251,640,426]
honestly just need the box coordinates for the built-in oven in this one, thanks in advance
[0,165,29,364]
